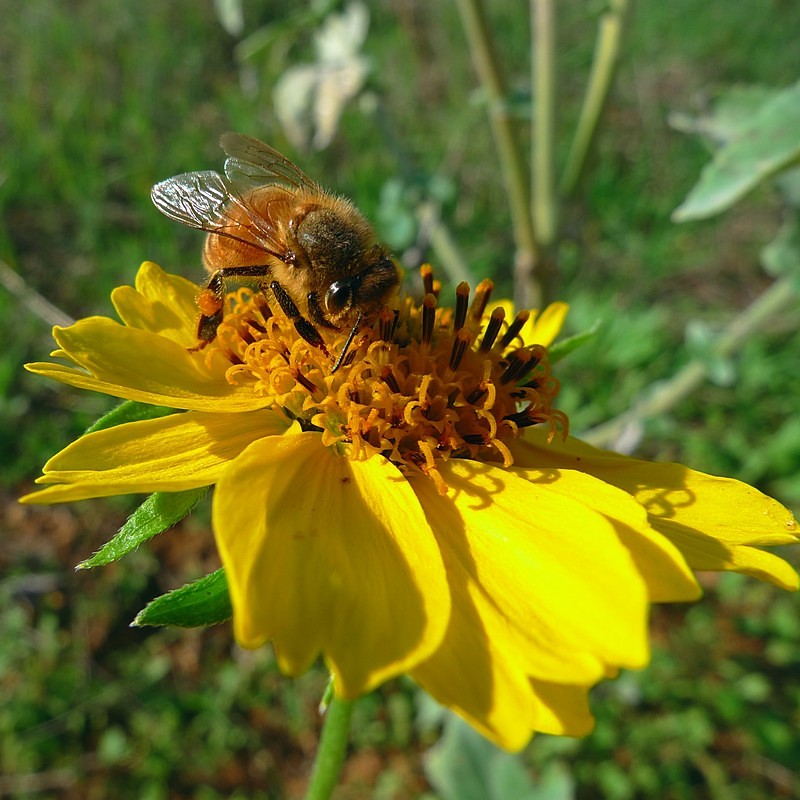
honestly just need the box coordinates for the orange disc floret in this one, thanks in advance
[207,269,568,492]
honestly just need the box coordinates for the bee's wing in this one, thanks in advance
[151,170,284,258]
[220,132,319,193]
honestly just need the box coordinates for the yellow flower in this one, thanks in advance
[22,262,798,751]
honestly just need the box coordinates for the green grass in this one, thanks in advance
[2,1,799,797]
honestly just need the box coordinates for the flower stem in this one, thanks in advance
[304,694,355,800]
[455,0,541,307]
[531,0,558,305]
[583,276,799,448]
[560,0,631,198]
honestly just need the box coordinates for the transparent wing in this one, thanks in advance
[220,132,319,193]
[150,170,284,258]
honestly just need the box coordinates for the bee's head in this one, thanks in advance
[324,251,398,319]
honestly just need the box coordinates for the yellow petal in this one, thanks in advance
[20,410,287,504]
[213,433,450,698]
[521,467,701,603]
[26,316,267,412]
[528,679,595,738]
[525,301,569,346]
[111,261,200,346]
[513,431,799,590]
[408,460,652,749]
[487,301,569,347]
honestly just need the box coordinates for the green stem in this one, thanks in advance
[583,277,798,448]
[560,0,631,198]
[532,0,557,249]
[455,0,541,307]
[531,0,558,305]
[304,694,355,800]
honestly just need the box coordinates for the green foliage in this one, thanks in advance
[425,714,573,800]
[84,401,178,435]
[134,568,232,628]
[672,81,800,221]
[3,0,799,797]
[78,488,208,569]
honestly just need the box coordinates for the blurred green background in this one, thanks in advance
[2,1,799,798]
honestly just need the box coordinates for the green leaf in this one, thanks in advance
[669,85,777,146]
[761,216,800,284]
[685,320,735,387]
[85,400,177,435]
[424,714,547,800]
[133,569,232,628]
[673,81,800,221]
[77,488,207,569]
[548,318,602,364]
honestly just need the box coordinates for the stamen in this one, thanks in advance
[214,271,566,494]
[245,317,266,334]
[466,386,487,405]
[432,279,442,300]
[255,294,273,323]
[449,329,471,371]
[470,279,494,320]
[454,282,470,332]
[500,348,533,384]
[422,294,437,345]
[379,306,395,342]
[293,369,319,396]
[499,310,530,349]
[380,366,401,394]
[223,347,243,365]
[238,326,256,346]
[421,264,435,296]
[479,307,505,352]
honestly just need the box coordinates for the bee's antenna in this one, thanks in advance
[331,312,364,373]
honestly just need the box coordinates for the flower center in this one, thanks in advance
[210,268,568,493]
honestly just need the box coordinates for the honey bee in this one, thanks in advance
[151,133,398,369]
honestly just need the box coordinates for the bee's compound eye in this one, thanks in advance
[325,281,352,314]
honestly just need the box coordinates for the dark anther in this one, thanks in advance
[381,367,401,393]
[479,307,505,352]
[454,282,470,332]
[466,386,487,405]
[469,279,494,320]
[499,310,531,349]
[421,264,435,296]
[293,370,319,395]
[422,294,437,345]
[499,348,532,384]
[255,295,273,323]
[463,433,488,445]
[449,329,471,371]
[503,406,540,428]
[379,307,395,342]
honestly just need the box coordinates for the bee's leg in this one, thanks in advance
[269,281,330,357]
[331,312,364,373]
[307,292,339,329]
[191,265,271,350]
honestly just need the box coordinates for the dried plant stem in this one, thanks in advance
[455,0,541,307]
[0,259,74,328]
[584,277,799,448]
[560,0,631,198]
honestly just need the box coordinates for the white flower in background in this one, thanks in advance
[274,2,371,151]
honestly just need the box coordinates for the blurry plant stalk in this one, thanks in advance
[456,0,630,309]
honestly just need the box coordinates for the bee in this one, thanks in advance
[151,133,398,369]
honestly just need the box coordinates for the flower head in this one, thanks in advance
[23,262,798,751]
